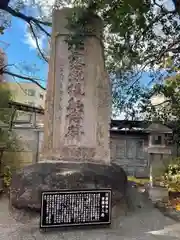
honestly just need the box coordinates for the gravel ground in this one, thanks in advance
[0,187,180,240]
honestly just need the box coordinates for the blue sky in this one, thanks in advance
[0,13,168,90]
[0,16,48,88]
[1,16,153,88]
[0,0,175,92]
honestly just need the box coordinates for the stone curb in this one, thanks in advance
[154,201,180,222]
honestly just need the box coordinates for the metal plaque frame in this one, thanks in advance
[40,189,112,228]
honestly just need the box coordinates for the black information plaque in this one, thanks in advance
[40,189,112,228]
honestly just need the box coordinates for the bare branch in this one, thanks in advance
[3,70,46,90]
[151,99,171,107]
[0,0,10,10]
[1,6,51,37]
[33,21,51,37]
[29,23,48,63]
[0,64,14,74]
[4,6,51,27]
[129,36,180,88]
[0,5,51,62]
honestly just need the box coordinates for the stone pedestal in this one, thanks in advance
[10,162,127,211]
[41,8,111,164]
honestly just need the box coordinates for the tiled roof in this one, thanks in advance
[145,123,172,133]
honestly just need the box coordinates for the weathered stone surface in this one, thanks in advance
[42,7,111,164]
[10,162,127,211]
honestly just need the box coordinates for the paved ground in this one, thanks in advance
[0,188,180,240]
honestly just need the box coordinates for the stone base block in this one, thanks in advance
[10,162,128,211]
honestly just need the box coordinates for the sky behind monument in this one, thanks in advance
[1,17,157,89]
[0,0,175,89]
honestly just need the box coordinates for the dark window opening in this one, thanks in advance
[40,93,44,99]
[152,135,162,145]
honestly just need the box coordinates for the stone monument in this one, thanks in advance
[10,8,128,218]
[41,8,111,164]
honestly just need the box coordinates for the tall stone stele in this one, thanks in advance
[10,8,128,213]
[41,7,111,164]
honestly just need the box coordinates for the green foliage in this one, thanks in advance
[0,84,21,188]
[3,165,12,187]
[67,0,180,115]
[0,84,12,123]
[0,84,12,149]
[0,84,14,148]
[162,158,180,192]
[139,73,180,125]
[138,74,180,152]
[1,150,24,188]
[127,176,149,186]
[70,1,179,76]
[0,26,5,34]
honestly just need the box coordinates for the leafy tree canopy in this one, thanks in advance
[1,0,180,117]
[0,84,12,124]
[139,72,180,146]
[140,72,180,121]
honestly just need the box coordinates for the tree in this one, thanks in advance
[0,84,12,123]
[139,73,180,152]
[0,84,12,176]
[1,0,180,115]
[0,84,22,188]
[140,73,180,121]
